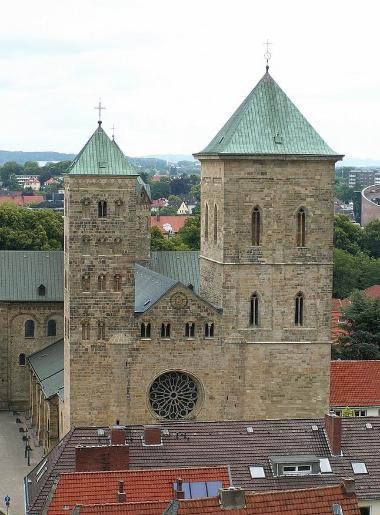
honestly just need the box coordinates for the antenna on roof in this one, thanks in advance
[94,99,106,126]
[264,39,272,72]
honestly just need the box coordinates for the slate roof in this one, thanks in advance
[196,71,340,157]
[0,251,63,302]
[47,467,230,515]
[74,484,360,515]
[330,360,380,407]
[28,339,64,399]
[148,251,199,293]
[67,125,138,176]
[25,417,380,514]
[135,264,176,313]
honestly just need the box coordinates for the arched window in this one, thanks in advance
[25,320,35,338]
[113,274,121,292]
[295,292,304,326]
[140,322,151,339]
[185,322,195,338]
[97,321,105,340]
[296,208,306,247]
[19,353,26,366]
[205,322,214,338]
[98,200,107,218]
[38,284,46,296]
[161,323,171,338]
[204,204,209,241]
[47,319,57,337]
[98,275,106,292]
[250,293,259,327]
[82,321,90,340]
[252,207,261,246]
[213,204,218,243]
[81,275,90,292]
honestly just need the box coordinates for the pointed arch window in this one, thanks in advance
[185,322,195,338]
[25,320,35,338]
[161,323,171,338]
[97,321,106,340]
[250,293,259,327]
[204,204,209,241]
[296,208,306,247]
[213,204,218,243]
[205,322,214,338]
[113,274,122,292]
[47,319,57,337]
[98,275,106,292]
[82,321,90,340]
[295,292,304,326]
[98,200,107,218]
[140,322,151,339]
[82,274,90,292]
[252,207,261,246]
[19,353,26,366]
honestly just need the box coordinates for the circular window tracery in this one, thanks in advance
[149,371,199,420]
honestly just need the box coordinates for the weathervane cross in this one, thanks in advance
[94,100,106,124]
[111,124,117,140]
[264,39,272,71]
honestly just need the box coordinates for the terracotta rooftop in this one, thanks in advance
[25,417,380,514]
[363,285,380,299]
[48,466,230,515]
[74,484,360,514]
[330,360,380,406]
[151,215,188,234]
[0,194,44,205]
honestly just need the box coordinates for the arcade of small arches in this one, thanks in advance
[81,273,122,292]
[140,321,215,339]
[204,204,307,247]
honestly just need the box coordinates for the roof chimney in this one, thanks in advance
[342,477,355,495]
[173,478,185,500]
[117,480,127,503]
[75,444,129,472]
[325,413,342,456]
[156,212,160,222]
[143,426,162,446]
[110,425,127,445]
[218,487,246,510]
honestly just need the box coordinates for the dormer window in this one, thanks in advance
[38,284,46,296]
[270,455,320,476]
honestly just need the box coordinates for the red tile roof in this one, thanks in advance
[47,466,230,515]
[0,195,44,205]
[151,215,188,234]
[75,484,360,514]
[363,285,380,299]
[330,360,380,406]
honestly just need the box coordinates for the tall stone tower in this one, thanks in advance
[63,123,150,432]
[194,70,343,418]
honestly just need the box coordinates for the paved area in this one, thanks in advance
[0,411,43,515]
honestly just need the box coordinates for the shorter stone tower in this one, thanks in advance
[63,123,150,432]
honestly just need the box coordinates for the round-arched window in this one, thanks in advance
[149,371,199,420]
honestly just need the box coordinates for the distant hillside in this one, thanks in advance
[337,157,380,168]
[0,150,75,165]
[142,154,196,163]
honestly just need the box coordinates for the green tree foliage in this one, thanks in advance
[23,161,39,173]
[0,204,63,250]
[150,180,171,200]
[362,220,380,259]
[167,195,182,209]
[177,212,200,250]
[334,291,380,359]
[334,215,362,254]
[335,183,355,203]
[150,226,189,251]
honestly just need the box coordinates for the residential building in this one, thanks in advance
[151,214,189,236]
[347,170,380,189]
[362,184,380,226]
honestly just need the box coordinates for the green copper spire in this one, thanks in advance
[67,123,138,175]
[196,72,340,157]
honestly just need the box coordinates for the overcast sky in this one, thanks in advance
[0,0,379,159]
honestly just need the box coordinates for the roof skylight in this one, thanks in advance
[249,466,265,478]
[351,462,368,474]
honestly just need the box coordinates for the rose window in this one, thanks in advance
[149,371,199,420]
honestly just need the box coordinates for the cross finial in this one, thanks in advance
[111,124,117,140]
[264,39,272,72]
[94,99,106,125]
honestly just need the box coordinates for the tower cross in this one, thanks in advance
[111,124,117,140]
[264,39,272,71]
[94,100,106,123]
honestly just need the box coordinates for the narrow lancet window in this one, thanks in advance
[113,274,121,292]
[250,293,259,327]
[98,321,106,340]
[98,200,107,218]
[252,207,261,246]
[25,320,35,338]
[205,322,214,338]
[161,323,171,338]
[82,275,90,292]
[296,208,306,247]
[295,292,304,326]
[47,319,57,337]
[141,322,151,338]
[213,204,218,243]
[185,322,195,338]
[19,353,26,366]
[82,321,90,340]
[205,204,209,241]
[98,275,106,292]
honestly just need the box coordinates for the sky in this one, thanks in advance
[0,0,379,159]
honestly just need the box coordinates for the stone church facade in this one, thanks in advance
[63,69,342,432]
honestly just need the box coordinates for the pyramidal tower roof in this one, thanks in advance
[196,71,340,157]
[67,123,138,175]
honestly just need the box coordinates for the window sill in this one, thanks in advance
[160,338,171,341]
[186,338,195,341]
[140,338,151,341]
[205,337,216,340]
[24,337,35,339]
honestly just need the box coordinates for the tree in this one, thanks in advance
[335,183,355,204]
[168,195,183,209]
[334,215,362,255]
[150,226,189,251]
[23,161,39,174]
[158,206,178,215]
[334,291,380,360]
[177,213,200,250]
[333,248,380,298]
[362,219,380,259]
[150,181,171,200]
[0,204,63,250]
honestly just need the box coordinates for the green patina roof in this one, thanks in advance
[67,124,138,175]
[149,251,199,293]
[197,71,339,157]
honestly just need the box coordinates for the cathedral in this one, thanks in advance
[0,69,343,443]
